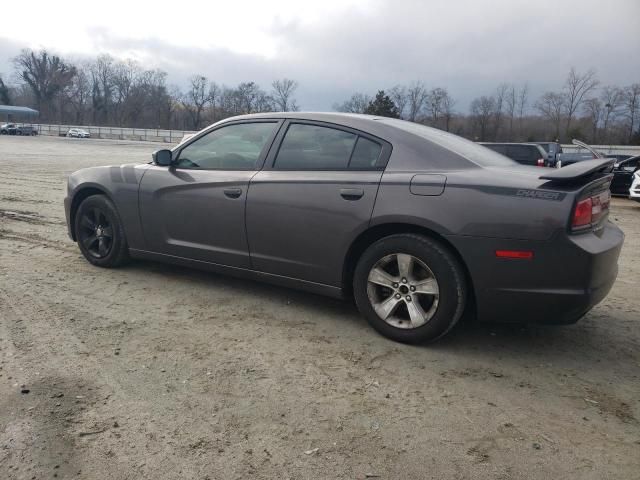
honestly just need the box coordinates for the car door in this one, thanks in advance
[138,120,281,268]
[246,120,391,286]
[611,157,639,194]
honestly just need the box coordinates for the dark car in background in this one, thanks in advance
[610,155,640,196]
[534,142,563,167]
[64,113,623,343]
[0,123,38,135]
[479,142,549,166]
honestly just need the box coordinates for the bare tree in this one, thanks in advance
[535,92,564,140]
[0,75,10,105]
[90,55,115,124]
[407,81,427,122]
[389,85,408,119]
[505,85,517,140]
[563,67,599,137]
[333,93,371,113]
[271,78,299,112]
[623,83,640,142]
[582,97,603,143]
[493,83,509,140]
[64,65,91,124]
[13,49,76,120]
[517,83,529,138]
[442,91,455,132]
[112,59,140,126]
[208,82,220,121]
[600,86,623,143]
[182,75,210,129]
[470,95,496,141]
[425,87,445,127]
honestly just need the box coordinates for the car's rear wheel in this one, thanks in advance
[353,234,466,343]
[74,195,129,267]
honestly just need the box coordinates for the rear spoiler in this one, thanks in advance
[539,158,614,183]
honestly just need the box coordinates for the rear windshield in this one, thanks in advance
[378,119,516,167]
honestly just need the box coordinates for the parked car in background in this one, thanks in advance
[67,128,91,138]
[0,123,38,135]
[64,113,623,344]
[630,169,640,202]
[610,155,640,196]
[479,142,549,166]
[556,152,596,168]
[534,142,563,167]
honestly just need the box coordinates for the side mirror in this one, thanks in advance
[153,149,173,166]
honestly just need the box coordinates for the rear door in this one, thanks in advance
[138,120,281,268]
[246,120,391,286]
[611,157,640,194]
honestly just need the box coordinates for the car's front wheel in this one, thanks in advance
[74,194,129,267]
[353,234,467,343]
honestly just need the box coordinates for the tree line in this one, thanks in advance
[1,49,638,144]
[336,70,640,145]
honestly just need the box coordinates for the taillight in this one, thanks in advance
[571,190,610,232]
[572,198,592,228]
[537,158,545,167]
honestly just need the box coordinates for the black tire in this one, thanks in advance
[74,194,129,267]
[353,234,467,344]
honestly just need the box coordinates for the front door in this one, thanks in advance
[246,121,391,286]
[139,120,281,268]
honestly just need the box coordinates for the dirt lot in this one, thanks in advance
[1,135,639,480]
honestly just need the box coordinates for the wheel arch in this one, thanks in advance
[69,185,113,241]
[342,222,476,315]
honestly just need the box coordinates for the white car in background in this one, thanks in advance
[67,128,91,138]
[630,170,640,202]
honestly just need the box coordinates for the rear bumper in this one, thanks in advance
[448,222,624,324]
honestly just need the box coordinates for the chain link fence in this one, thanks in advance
[32,123,196,144]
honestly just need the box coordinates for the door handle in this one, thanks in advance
[223,187,243,199]
[340,188,364,200]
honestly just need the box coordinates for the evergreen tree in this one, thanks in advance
[364,90,400,118]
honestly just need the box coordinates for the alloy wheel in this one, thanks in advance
[366,253,440,329]
[78,208,114,258]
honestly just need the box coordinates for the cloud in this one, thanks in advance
[1,0,639,111]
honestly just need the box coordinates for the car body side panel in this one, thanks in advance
[446,222,623,323]
[138,166,255,268]
[246,170,383,286]
[372,168,572,241]
[65,163,150,249]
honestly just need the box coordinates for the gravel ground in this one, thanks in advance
[1,135,639,480]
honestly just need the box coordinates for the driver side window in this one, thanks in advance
[175,122,277,170]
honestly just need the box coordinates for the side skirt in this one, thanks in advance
[128,249,346,299]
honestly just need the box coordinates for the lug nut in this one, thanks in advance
[410,286,416,291]
[405,296,412,302]
[393,283,399,288]
[395,293,401,299]
[402,278,407,283]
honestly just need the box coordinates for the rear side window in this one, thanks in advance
[274,123,381,170]
[349,136,382,168]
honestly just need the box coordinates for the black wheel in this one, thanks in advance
[74,195,129,267]
[353,234,467,344]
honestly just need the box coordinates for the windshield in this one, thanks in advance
[378,118,516,167]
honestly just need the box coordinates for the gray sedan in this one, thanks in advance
[64,113,623,343]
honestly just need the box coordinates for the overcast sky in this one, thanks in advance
[1,0,639,111]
